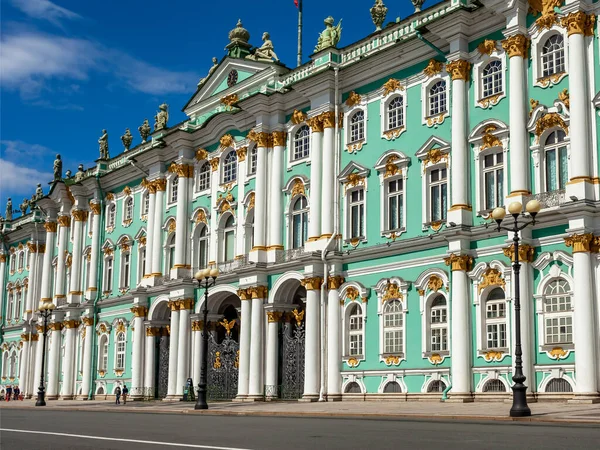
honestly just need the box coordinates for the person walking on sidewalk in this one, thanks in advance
[122,385,128,404]
[6,385,12,402]
[115,385,122,405]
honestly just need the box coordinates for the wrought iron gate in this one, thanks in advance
[157,334,170,399]
[281,310,305,399]
[207,322,239,401]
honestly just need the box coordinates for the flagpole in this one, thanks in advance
[297,0,303,67]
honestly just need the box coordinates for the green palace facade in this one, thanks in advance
[1,0,600,403]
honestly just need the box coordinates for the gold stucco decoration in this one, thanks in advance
[219,318,236,336]
[564,233,594,253]
[347,357,360,368]
[272,131,286,147]
[501,34,529,58]
[483,350,504,362]
[44,221,58,233]
[306,115,324,133]
[383,155,400,179]
[210,158,219,172]
[382,282,402,303]
[503,244,535,263]
[480,125,502,151]
[235,147,247,161]
[428,354,443,365]
[300,277,323,291]
[291,109,307,125]
[290,179,305,197]
[195,209,207,224]
[345,91,362,107]
[444,254,473,272]
[382,78,403,96]
[528,0,563,30]
[346,286,360,302]
[292,309,305,327]
[344,173,365,192]
[534,112,568,142]
[384,355,400,366]
[446,59,471,81]
[558,88,570,109]
[478,268,506,294]
[548,347,568,360]
[561,11,596,37]
[423,59,443,77]
[267,311,283,323]
[477,39,497,56]
[220,93,239,108]
[427,275,444,292]
[220,134,235,149]
[167,220,176,233]
[529,99,539,117]
[422,148,448,172]
[196,148,208,161]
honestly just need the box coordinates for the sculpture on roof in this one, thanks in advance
[19,198,29,216]
[154,103,169,131]
[370,0,388,31]
[5,198,12,221]
[98,129,109,160]
[199,57,219,86]
[315,16,342,52]
[411,0,425,13]
[65,169,72,179]
[138,119,151,143]
[226,19,252,58]
[247,32,279,62]
[121,128,133,151]
[53,154,62,181]
[74,164,85,182]
[35,183,43,200]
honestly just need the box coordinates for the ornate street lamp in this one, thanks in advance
[35,300,56,406]
[193,267,219,410]
[492,199,541,417]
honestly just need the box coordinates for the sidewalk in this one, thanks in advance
[2,398,600,424]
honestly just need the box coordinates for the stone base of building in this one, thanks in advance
[244,395,265,402]
[445,393,474,403]
[46,395,59,400]
[59,395,75,400]
[233,395,247,402]
[568,393,600,404]
[299,394,319,402]
[327,394,342,402]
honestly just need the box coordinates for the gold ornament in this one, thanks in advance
[210,158,219,172]
[558,89,570,110]
[444,254,473,272]
[196,148,208,161]
[292,308,305,327]
[422,148,448,172]
[477,39,497,56]
[220,93,239,108]
[382,282,401,303]
[272,131,286,147]
[235,147,247,161]
[534,113,568,142]
[501,34,529,58]
[480,125,502,151]
[564,233,594,253]
[346,286,360,302]
[300,277,323,291]
[446,59,471,81]
[503,244,535,263]
[291,109,307,125]
[382,78,403,96]
[384,355,400,366]
[345,91,362,107]
[478,268,506,294]
[347,357,359,368]
[267,311,283,323]
[44,221,58,233]
[423,59,443,77]
[220,134,235,149]
[327,275,345,289]
[427,275,444,292]
[383,155,400,179]
[561,11,595,37]
[291,179,305,197]
[57,215,71,228]
[219,318,236,335]
[306,115,324,133]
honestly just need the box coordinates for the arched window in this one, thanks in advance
[18,252,24,270]
[1,352,8,377]
[429,167,447,222]
[349,110,365,143]
[544,130,568,192]
[427,380,447,393]
[195,225,209,271]
[142,192,149,216]
[115,332,126,370]
[428,81,447,116]
[196,162,211,191]
[170,176,179,203]
[386,178,403,231]
[348,188,365,239]
[483,151,504,210]
[6,291,14,320]
[244,210,254,254]
[543,278,572,345]
[14,290,22,321]
[482,379,507,393]
[222,151,237,183]
[545,378,573,393]
[10,254,16,273]
[137,245,146,283]
[222,214,236,262]
[107,204,116,229]
[482,60,503,98]
[124,198,133,221]
[79,336,85,374]
[248,147,258,175]
[120,251,130,288]
[347,303,363,356]
[293,125,310,160]
[485,287,507,350]
[345,382,362,394]
[166,233,176,272]
[429,295,448,352]
[98,336,108,371]
[387,96,404,131]
[9,351,17,378]
[383,300,403,354]
[383,381,402,393]
[541,34,565,78]
[291,196,308,249]
[103,255,114,292]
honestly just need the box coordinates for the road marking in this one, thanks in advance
[0,428,254,450]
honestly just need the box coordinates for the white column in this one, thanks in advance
[0,254,6,310]
[208,161,220,266]
[130,306,147,398]
[176,299,192,396]
[265,311,281,399]
[237,290,252,398]
[173,166,192,271]
[46,322,62,399]
[307,118,323,240]
[25,249,37,315]
[19,337,30,393]
[60,320,77,399]
[33,331,44,398]
[564,13,593,198]
[268,133,285,251]
[303,278,322,400]
[69,211,87,303]
[27,337,38,397]
[151,179,166,276]
[445,255,473,401]
[502,34,530,196]
[54,216,70,302]
[166,300,180,397]
[144,327,157,397]
[80,318,93,399]
[519,258,535,395]
[192,321,202,386]
[567,234,599,399]
[87,204,101,297]
[446,59,470,224]
[252,138,268,251]
[40,222,57,302]
[248,288,266,398]
[144,190,156,277]
[327,277,343,400]
[321,114,335,237]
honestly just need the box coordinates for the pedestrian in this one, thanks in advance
[122,384,128,404]
[13,386,20,401]
[115,385,122,405]
[6,385,12,402]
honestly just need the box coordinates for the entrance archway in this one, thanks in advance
[149,299,170,399]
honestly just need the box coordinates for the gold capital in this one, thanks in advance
[564,233,594,253]
[445,59,471,81]
[145,326,160,337]
[44,221,58,233]
[267,311,283,323]
[57,215,71,227]
[130,306,148,317]
[210,158,219,172]
[306,116,324,133]
[236,147,247,161]
[179,298,194,310]
[237,288,251,300]
[71,209,89,222]
[503,244,535,263]
[320,111,337,129]
[301,276,323,291]
[501,34,530,58]
[82,317,94,326]
[272,131,287,147]
[327,275,345,289]
[561,11,596,36]
[444,253,473,272]
[168,163,194,178]
[63,320,80,329]
[154,179,167,192]
[89,202,101,215]
[49,322,64,332]
[248,286,268,299]
[167,300,179,311]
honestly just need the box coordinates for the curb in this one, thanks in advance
[2,405,599,425]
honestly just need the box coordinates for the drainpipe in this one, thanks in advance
[319,66,341,402]
[415,31,447,61]
[88,174,105,400]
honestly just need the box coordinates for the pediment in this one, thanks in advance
[339,161,370,181]
[415,136,450,159]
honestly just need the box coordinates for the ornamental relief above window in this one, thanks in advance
[529,26,568,88]
[473,39,507,109]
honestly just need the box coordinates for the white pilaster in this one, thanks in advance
[172,165,192,278]
[152,179,166,276]
[302,278,321,400]
[208,163,220,266]
[60,320,77,399]
[307,120,323,242]
[33,332,44,399]
[176,299,192,396]
[144,191,156,278]
[46,322,62,399]
[248,288,266,399]
[236,291,252,398]
[321,116,335,238]
[251,136,269,261]
[68,211,87,304]
[80,319,93,399]
[267,134,285,258]
[192,320,202,387]
[327,277,343,400]
[54,216,69,302]
[130,306,147,398]
[40,223,57,302]
[144,326,157,398]
[265,311,281,399]
[166,300,180,398]
[18,338,30,394]
[27,337,38,397]
[87,204,101,298]
[519,260,535,395]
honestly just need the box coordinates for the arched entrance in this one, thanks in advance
[149,300,170,399]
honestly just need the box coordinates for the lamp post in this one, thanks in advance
[35,300,56,406]
[193,267,219,410]
[491,199,541,418]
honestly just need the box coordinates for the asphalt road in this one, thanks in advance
[1,409,599,450]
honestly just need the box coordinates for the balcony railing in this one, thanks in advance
[524,189,566,209]
[275,247,308,264]
[217,256,249,274]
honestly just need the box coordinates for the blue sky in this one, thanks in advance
[0,0,440,213]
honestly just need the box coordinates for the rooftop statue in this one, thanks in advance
[35,183,43,200]
[74,164,85,182]
[53,154,62,181]
[226,19,252,58]
[138,119,151,143]
[19,198,29,216]
[154,103,169,131]
[121,128,133,151]
[247,32,279,62]
[411,0,425,13]
[5,198,12,221]
[198,57,219,86]
[65,169,72,179]
[370,0,388,31]
[98,129,110,160]
[315,16,342,53]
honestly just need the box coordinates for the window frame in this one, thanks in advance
[541,277,573,346]
[543,129,569,193]
[218,213,236,263]
[530,122,571,196]
[290,195,309,249]
[483,287,508,351]
[376,278,410,364]
[123,196,134,225]
[343,301,366,361]
[247,146,258,177]
[346,187,366,242]
[292,125,311,161]
[221,149,238,184]
[195,161,211,193]
[343,102,368,154]
[473,51,507,109]
[114,331,126,371]
[531,27,568,88]
[106,203,116,231]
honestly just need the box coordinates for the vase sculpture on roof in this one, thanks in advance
[138,119,151,143]
[411,0,426,13]
[370,0,388,31]
[315,16,342,52]
[121,128,133,151]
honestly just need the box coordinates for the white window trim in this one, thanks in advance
[220,148,238,186]
[136,243,146,286]
[140,189,149,221]
[114,330,127,371]
[473,49,507,109]
[217,212,236,263]
[119,249,131,290]
[163,231,176,274]
[339,163,370,245]
[194,159,212,196]
[344,185,367,244]
[287,123,311,167]
[287,194,309,250]
[530,24,569,88]
[105,202,116,232]
[416,137,451,228]
[421,73,450,128]
[191,221,209,273]
[283,176,310,250]
[246,144,258,179]
[122,195,134,227]
[166,173,179,207]
[342,300,366,363]
[375,277,410,366]
[379,89,407,140]
[343,102,368,154]
[375,151,410,238]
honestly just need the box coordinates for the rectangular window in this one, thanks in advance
[387,179,403,231]
[431,328,447,352]
[349,334,363,356]
[224,230,235,262]
[545,316,572,344]
[349,189,365,238]
[483,152,503,210]
[384,330,402,354]
[105,258,113,292]
[139,249,146,282]
[198,239,208,269]
[429,168,447,222]
[121,254,130,288]
[249,149,257,175]
[170,177,179,203]
[102,342,108,370]
[486,323,507,348]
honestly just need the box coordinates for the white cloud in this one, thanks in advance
[0,158,52,198]
[10,0,80,26]
[1,139,53,159]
